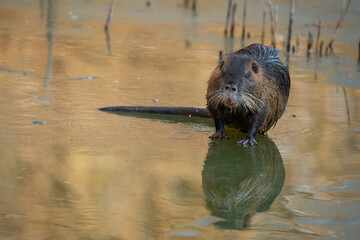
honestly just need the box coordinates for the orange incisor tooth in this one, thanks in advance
[227,98,232,105]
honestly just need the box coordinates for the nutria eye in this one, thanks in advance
[251,63,258,73]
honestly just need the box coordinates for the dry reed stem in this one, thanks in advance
[307,32,313,53]
[241,0,248,41]
[230,3,237,38]
[104,0,114,31]
[224,0,233,36]
[261,6,266,44]
[286,0,295,53]
[319,40,324,56]
[315,18,322,55]
[328,0,351,51]
[268,0,276,47]
[192,0,197,11]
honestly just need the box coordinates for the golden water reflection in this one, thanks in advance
[0,0,359,239]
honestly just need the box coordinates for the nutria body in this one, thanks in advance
[206,43,290,145]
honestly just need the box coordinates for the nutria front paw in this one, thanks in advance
[236,137,257,146]
[209,131,229,140]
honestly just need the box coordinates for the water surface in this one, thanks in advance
[0,0,359,239]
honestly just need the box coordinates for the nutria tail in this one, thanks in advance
[98,106,211,118]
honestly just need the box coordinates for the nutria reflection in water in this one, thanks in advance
[202,134,284,229]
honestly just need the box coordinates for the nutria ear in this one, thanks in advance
[219,60,225,69]
[251,62,258,73]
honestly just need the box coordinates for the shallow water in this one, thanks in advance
[0,0,359,239]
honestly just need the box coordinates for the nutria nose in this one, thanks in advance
[225,85,237,92]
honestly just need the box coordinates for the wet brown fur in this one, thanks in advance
[206,43,290,144]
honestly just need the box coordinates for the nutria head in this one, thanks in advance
[207,54,266,113]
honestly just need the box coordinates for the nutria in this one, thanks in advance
[206,43,290,145]
[99,43,290,146]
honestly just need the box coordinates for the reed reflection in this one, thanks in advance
[202,134,285,229]
[44,0,57,88]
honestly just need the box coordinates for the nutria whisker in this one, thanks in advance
[207,96,221,109]
[244,92,265,106]
[240,94,258,112]
[207,92,223,108]
[234,178,261,204]
[207,89,222,96]
[204,187,218,202]
[207,92,222,103]
[242,92,265,112]
[206,192,215,201]
[234,186,254,203]
[206,89,222,98]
